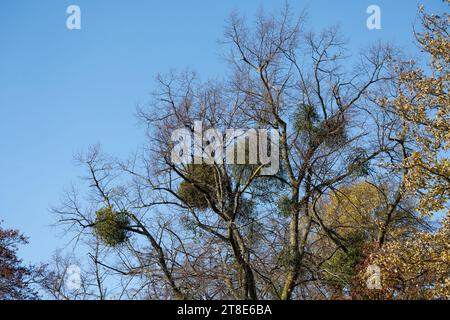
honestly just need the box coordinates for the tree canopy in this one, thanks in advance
[0,223,38,300]
[35,2,450,300]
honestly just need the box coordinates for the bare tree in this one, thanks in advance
[47,5,422,300]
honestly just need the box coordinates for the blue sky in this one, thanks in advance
[0,0,447,265]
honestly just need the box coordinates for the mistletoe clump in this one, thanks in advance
[178,164,219,210]
[94,207,130,246]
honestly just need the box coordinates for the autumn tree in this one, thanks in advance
[0,222,38,300]
[313,181,425,298]
[358,215,449,299]
[356,2,450,300]
[392,3,450,217]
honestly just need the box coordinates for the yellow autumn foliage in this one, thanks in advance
[357,4,450,299]
[360,215,450,299]
[391,3,450,216]
[321,181,385,240]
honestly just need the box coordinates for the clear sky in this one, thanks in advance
[0,0,447,265]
